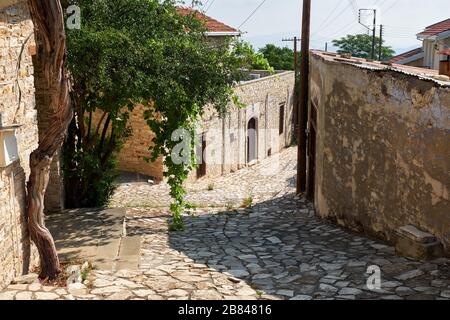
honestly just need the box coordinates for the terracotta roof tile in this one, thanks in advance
[389,47,423,64]
[177,7,239,34]
[417,18,450,37]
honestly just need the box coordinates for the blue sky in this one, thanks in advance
[194,0,450,54]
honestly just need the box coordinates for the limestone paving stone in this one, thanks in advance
[1,148,449,300]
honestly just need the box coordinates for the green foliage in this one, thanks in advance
[241,196,253,208]
[259,44,299,70]
[64,0,241,228]
[232,41,274,72]
[63,138,120,207]
[332,34,396,60]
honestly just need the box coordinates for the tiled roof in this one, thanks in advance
[177,7,239,34]
[417,18,450,37]
[311,50,449,87]
[389,47,423,64]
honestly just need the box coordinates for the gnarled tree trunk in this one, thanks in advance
[27,0,73,279]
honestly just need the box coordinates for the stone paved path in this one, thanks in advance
[110,148,296,209]
[1,147,449,300]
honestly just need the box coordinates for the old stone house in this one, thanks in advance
[390,18,450,69]
[309,50,450,257]
[0,0,38,289]
[0,0,67,289]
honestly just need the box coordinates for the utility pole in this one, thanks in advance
[297,0,311,195]
[359,9,377,60]
[371,9,377,60]
[325,42,328,52]
[282,37,301,142]
[282,37,301,76]
[379,24,383,61]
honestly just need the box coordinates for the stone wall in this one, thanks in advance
[0,0,39,288]
[310,51,450,254]
[190,71,295,181]
[115,71,295,181]
[115,104,164,181]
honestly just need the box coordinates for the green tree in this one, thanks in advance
[232,41,274,72]
[64,0,242,230]
[332,34,395,60]
[259,44,299,70]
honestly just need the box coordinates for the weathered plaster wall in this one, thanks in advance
[0,1,39,289]
[311,53,450,254]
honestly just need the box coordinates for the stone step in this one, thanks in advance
[114,236,141,271]
[395,225,443,261]
[397,225,437,244]
[47,208,127,269]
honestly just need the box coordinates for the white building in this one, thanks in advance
[390,18,450,70]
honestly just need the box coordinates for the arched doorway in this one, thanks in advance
[247,117,258,163]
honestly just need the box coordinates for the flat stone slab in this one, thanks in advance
[397,225,437,244]
[46,208,127,269]
[395,225,443,260]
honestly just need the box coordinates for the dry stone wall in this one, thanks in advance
[0,0,39,289]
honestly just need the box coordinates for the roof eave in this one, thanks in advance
[417,34,437,41]
[395,52,425,65]
[204,31,241,37]
[417,29,450,41]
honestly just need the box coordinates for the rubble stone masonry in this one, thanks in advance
[0,1,39,289]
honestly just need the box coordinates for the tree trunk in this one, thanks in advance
[27,0,73,279]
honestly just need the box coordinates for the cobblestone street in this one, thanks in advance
[1,147,449,300]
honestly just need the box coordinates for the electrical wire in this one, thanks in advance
[204,0,216,13]
[382,0,401,15]
[201,0,211,12]
[311,1,355,37]
[238,0,268,29]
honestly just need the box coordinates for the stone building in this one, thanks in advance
[0,0,65,289]
[390,18,450,69]
[309,50,450,257]
[116,10,296,182]
[0,0,38,289]
[117,71,296,182]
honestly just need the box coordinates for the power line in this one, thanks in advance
[348,0,358,17]
[238,0,268,29]
[312,1,344,35]
[201,0,212,12]
[326,19,360,40]
[383,0,401,15]
[204,0,216,13]
[312,1,355,37]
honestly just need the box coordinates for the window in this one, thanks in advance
[279,103,285,135]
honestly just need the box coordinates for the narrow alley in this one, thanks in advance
[2,147,449,300]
